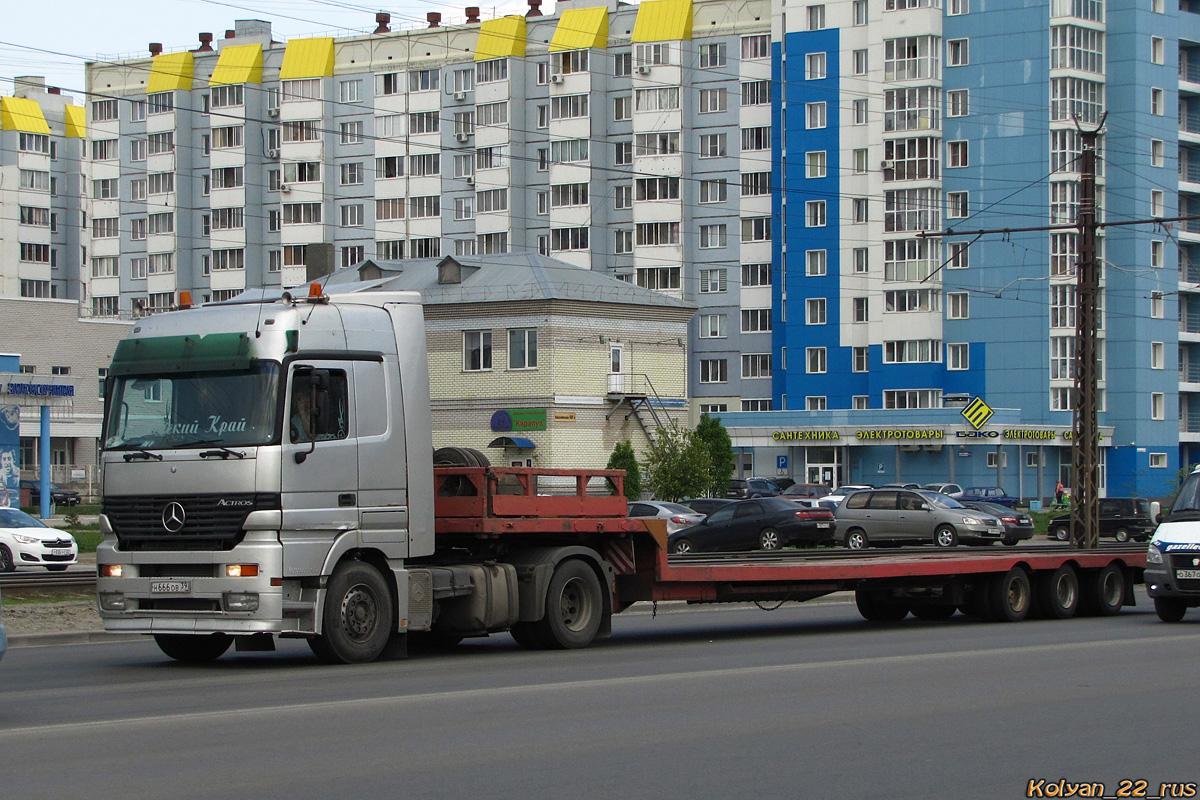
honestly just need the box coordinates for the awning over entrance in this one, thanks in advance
[489,436,536,449]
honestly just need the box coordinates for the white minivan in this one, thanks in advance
[1145,466,1200,621]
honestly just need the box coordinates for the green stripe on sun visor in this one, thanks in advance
[109,333,253,376]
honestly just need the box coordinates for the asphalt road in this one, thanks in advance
[1,600,1196,800]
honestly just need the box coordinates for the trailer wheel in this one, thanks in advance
[533,559,604,649]
[671,538,693,555]
[845,528,869,550]
[309,560,394,664]
[1114,528,1130,543]
[910,604,956,620]
[855,589,909,621]
[1154,597,1188,622]
[1082,564,1125,617]
[758,528,781,550]
[153,633,233,662]
[1036,564,1080,619]
[988,568,1032,622]
[934,525,958,548]
[1053,526,1070,542]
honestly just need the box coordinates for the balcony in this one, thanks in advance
[1181,111,1200,139]
[1182,311,1200,336]
[1182,361,1200,384]
[1182,160,1200,186]
[1182,60,1200,87]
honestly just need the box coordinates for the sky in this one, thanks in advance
[3,0,538,101]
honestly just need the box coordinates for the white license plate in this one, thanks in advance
[817,522,833,528]
[1176,569,1200,580]
[988,527,1002,534]
[150,580,190,594]
[50,548,71,556]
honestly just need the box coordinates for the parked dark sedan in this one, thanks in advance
[958,486,1018,508]
[668,497,836,554]
[959,501,1034,545]
[680,497,736,516]
[1047,497,1156,542]
[725,478,781,499]
[19,480,80,507]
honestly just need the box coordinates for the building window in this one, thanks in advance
[947,39,969,66]
[340,121,364,145]
[806,102,826,129]
[853,248,869,273]
[1151,239,1165,268]
[700,179,728,203]
[742,263,770,287]
[806,53,827,80]
[741,80,771,106]
[806,200,826,227]
[1152,341,1165,369]
[741,309,772,333]
[699,268,727,293]
[852,198,869,223]
[853,346,869,372]
[1151,36,1164,65]
[806,5,826,30]
[853,0,868,24]
[1151,139,1165,168]
[853,297,869,322]
[464,331,492,371]
[806,151,827,179]
[948,292,970,319]
[806,298,827,325]
[807,347,827,374]
[699,224,728,249]
[700,359,727,383]
[1151,87,1164,116]
[1152,392,1165,420]
[699,314,727,339]
[742,217,771,242]
[947,191,969,219]
[615,141,633,165]
[508,329,537,370]
[1151,291,1165,318]
[949,0,968,13]
[699,43,727,68]
[884,36,940,81]
[614,96,631,121]
[853,99,868,124]
[948,90,968,117]
[853,49,868,76]
[947,140,968,168]
[1151,190,1165,217]
[806,250,827,277]
[853,395,869,410]
[699,88,727,113]
[1151,453,1168,468]
[636,266,681,290]
[742,354,772,379]
[883,340,942,364]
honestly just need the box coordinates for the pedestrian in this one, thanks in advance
[1055,480,1065,506]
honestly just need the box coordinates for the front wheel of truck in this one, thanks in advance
[154,633,233,662]
[533,559,604,649]
[309,560,394,664]
[1154,596,1188,622]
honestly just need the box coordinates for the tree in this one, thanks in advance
[695,413,735,498]
[642,422,712,502]
[606,440,642,502]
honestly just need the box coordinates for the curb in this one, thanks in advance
[7,631,140,649]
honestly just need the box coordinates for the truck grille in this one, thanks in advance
[104,493,280,552]
[1170,553,1200,592]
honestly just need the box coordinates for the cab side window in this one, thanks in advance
[289,369,349,443]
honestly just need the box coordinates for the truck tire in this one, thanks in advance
[509,621,550,649]
[309,560,394,664]
[854,589,909,621]
[845,528,869,550]
[153,633,233,662]
[433,446,491,467]
[1036,564,1079,619]
[934,525,958,548]
[1154,597,1188,622]
[532,559,604,649]
[910,604,956,620]
[1053,526,1070,542]
[758,528,781,550]
[988,568,1032,622]
[1081,564,1125,617]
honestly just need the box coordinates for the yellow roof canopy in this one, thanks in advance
[280,37,335,80]
[550,7,609,52]
[146,51,194,93]
[475,15,526,61]
[0,97,51,134]
[632,0,694,43]
[63,104,86,138]
[209,43,263,86]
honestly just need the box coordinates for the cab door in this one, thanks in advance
[280,363,359,567]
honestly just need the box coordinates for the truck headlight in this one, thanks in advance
[1147,545,1164,565]
[223,592,259,612]
[98,593,126,611]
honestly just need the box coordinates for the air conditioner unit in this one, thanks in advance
[278,183,290,193]
[453,91,466,101]
[549,74,564,84]
[880,160,895,171]
[266,148,279,159]
[455,132,471,143]
[636,65,651,74]
[267,107,280,117]
[465,176,475,185]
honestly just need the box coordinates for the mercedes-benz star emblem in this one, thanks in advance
[162,502,186,533]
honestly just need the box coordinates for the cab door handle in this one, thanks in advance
[339,493,356,507]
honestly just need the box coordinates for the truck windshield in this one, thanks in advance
[1171,473,1200,515]
[102,363,280,450]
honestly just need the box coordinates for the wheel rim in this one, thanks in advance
[1115,529,1129,542]
[1054,574,1077,609]
[761,530,780,550]
[558,576,596,633]
[1007,577,1030,614]
[338,582,381,643]
[848,532,865,549]
[936,528,955,547]
[674,540,691,554]
[1100,572,1122,607]
[1055,528,1069,541]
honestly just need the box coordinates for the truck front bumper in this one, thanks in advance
[96,535,298,635]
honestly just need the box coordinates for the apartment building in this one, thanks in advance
[81,0,772,417]
[715,0,1182,498]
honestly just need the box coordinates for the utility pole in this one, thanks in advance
[1070,128,1102,550]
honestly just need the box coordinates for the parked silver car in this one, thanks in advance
[628,501,706,534]
[834,489,1005,548]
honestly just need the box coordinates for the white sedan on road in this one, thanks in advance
[0,508,78,572]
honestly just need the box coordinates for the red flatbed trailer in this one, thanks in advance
[434,466,1146,624]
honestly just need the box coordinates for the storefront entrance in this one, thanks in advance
[804,446,842,488]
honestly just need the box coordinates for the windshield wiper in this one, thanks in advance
[123,449,163,462]
[199,446,246,459]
